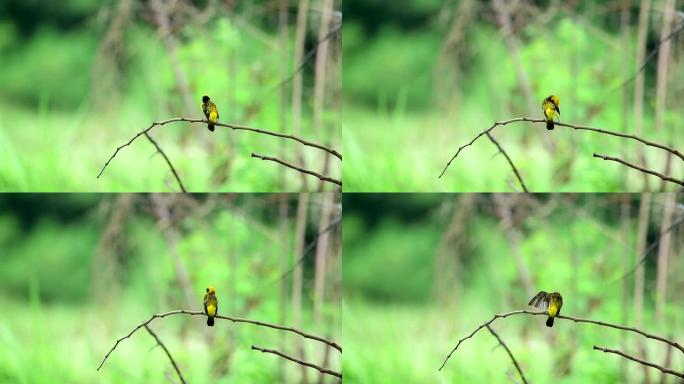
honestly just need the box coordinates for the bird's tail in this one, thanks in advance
[546,316,554,327]
[208,124,215,132]
[546,120,554,130]
[207,316,215,326]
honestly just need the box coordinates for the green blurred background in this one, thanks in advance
[343,193,684,383]
[342,0,684,191]
[0,193,341,383]
[0,0,341,192]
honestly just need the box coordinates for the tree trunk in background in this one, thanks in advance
[150,0,198,144]
[655,193,675,323]
[292,0,311,191]
[634,0,651,191]
[634,193,652,384]
[278,195,290,381]
[278,0,290,190]
[493,194,533,297]
[655,0,676,191]
[620,194,630,382]
[150,194,195,310]
[292,193,310,384]
[313,0,335,191]
[314,194,333,325]
[619,0,631,187]
[434,195,475,306]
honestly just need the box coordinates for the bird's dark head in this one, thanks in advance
[202,95,210,102]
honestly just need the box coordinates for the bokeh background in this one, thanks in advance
[0,193,341,383]
[343,193,684,383]
[343,0,684,191]
[0,1,341,192]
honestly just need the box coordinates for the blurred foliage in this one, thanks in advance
[343,193,684,383]
[342,0,684,191]
[0,1,340,191]
[0,193,341,383]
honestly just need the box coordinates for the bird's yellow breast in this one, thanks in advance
[209,110,218,123]
[206,304,216,316]
[548,302,559,317]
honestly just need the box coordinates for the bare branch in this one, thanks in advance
[144,132,187,193]
[593,153,684,187]
[486,325,529,384]
[486,132,529,192]
[97,117,341,179]
[144,325,187,384]
[251,152,342,187]
[440,310,684,371]
[593,345,684,379]
[439,310,546,371]
[251,345,342,379]
[439,117,684,179]
[97,309,342,371]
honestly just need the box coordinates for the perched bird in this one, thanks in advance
[528,291,563,327]
[542,95,560,130]
[201,95,219,132]
[203,286,218,326]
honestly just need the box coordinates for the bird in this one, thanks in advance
[203,286,218,326]
[542,95,560,130]
[528,291,563,327]
[201,95,219,132]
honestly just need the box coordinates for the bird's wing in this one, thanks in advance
[202,104,209,119]
[528,291,550,309]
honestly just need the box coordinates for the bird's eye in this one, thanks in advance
[206,288,209,292]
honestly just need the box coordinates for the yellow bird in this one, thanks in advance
[541,95,560,130]
[203,286,218,327]
[201,95,219,132]
[528,291,563,327]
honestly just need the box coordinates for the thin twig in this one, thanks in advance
[439,310,684,371]
[486,325,529,384]
[144,325,187,384]
[620,214,684,281]
[97,117,341,178]
[556,314,684,355]
[593,345,684,379]
[439,117,684,179]
[251,152,342,187]
[97,309,342,371]
[439,310,546,371]
[251,345,342,379]
[144,132,187,193]
[486,132,529,192]
[593,153,684,187]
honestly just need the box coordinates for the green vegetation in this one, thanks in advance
[0,194,341,383]
[0,1,340,191]
[343,0,683,191]
[343,193,684,382]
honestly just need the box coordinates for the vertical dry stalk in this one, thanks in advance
[292,0,311,191]
[634,193,652,384]
[655,193,676,323]
[313,0,335,191]
[634,0,652,190]
[292,193,311,383]
[278,195,290,381]
[655,0,676,190]
[278,0,290,190]
[493,194,533,297]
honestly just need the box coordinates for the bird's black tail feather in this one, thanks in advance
[207,317,214,326]
[208,124,215,132]
[546,120,554,130]
[546,317,554,327]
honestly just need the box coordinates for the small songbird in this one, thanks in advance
[203,286,218,326]
[541,95,560,130]
[528,291,563,327]
[201,95,219,132]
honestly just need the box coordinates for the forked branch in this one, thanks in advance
[439,117,684,182]
[439,309,684,371]
[251,345,342,379]
[97,117,342,180]
[97,309,342,371]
